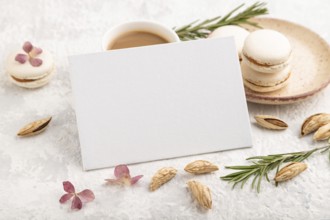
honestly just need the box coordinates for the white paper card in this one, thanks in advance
[69,38,252,170]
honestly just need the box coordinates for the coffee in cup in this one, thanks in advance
[108,31,169,50]
[102,21,180,51]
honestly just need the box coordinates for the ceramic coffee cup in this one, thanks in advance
[102,21,180,51]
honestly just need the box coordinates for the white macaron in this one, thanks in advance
[208,25,249,60]
[243,76,290,93]
[241,61,291,87]
[6,41,55,89]
[242,29,292,74]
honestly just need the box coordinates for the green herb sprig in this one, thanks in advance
[174,2,268,41]
[220,141,330,193]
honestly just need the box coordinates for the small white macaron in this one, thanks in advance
[243,76,290,93]
[6,41,55,89]
[242,29,292,74]
[208,25,249,60]
[241,61,291,87]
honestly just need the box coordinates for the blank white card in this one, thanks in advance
[69,38,252,170]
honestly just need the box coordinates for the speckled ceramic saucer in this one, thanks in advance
[242,18,330,105]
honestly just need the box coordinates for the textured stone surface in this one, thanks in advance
[0,0,329,219]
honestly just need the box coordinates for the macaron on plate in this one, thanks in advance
[208,25,249,61]
[241,18,330,105]
[241,29,292,94]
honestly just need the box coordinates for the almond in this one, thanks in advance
[184,160,219,174]
[313,123,330,141]
[274,162,307,182]
[149,167,177,191]
[187,180,212,209]
[17,116,52,137]
[255,115,288,130]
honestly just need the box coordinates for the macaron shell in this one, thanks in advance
[243,73,291,93]
[242,52,291,74]
[208,25,249,58]
[9,67,55,89]
[241,61,291,87]
[243,29,291,66]
[6,49,54,80]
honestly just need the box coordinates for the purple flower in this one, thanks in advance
[15,41,43,67]
[105,164,143,186]
[59,181,95,210]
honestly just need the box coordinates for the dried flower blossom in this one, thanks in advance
[15,41,43,67]
[105,164,143,186]
[59,181,95,210]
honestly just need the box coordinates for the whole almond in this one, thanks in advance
[187,180,212,209]
[301,113,330,136]
[184,160,219,174]
[17,116,52,137]
[149,167,177,191]
[274,162,307,182]
[313,123,330,141]
[254,115,288,130]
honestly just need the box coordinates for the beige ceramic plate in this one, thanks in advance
[243,18,330,105]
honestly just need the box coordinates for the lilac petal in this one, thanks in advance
[71,196,82,210]
[77,189,95,203]
[15,54,28,63]
[30,47,43,57]
[63,181,75,193]
[130,175,143,185]
[29,58,43,67]
[59,193,74,204]
[114,164,130,179]
[23,41,33,53]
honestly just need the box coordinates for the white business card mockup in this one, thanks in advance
[70,38,252,170]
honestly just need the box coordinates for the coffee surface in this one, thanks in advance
[108,31,169,50]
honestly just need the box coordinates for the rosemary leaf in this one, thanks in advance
[225,165,259,170]
[220,144,330,192]
[174,2,268,41]
[257,166,266,193]
[251,174,259,189]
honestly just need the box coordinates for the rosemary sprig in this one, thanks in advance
[174,2,268,41]
[220,142,330,193]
